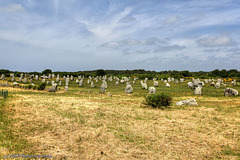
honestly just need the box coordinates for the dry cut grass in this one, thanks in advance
[1,87,240,159]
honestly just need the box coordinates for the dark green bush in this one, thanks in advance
[27,85,33,89]
[143,92,172,109]
[37,83,46,90]
[32,86,37,90]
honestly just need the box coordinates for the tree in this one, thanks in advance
[42,69,52,75]
[96,69,106,76]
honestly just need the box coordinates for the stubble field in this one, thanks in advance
[0,78,240,159]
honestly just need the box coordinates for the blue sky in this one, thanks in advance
[0,0,240,72]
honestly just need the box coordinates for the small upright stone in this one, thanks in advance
[149,86,156,94]
[166,83,170,87]
[154,81,159,87]
[194,86,202,95]
[49,83,58,92]
[125,84,133,94]
[224,88,238,96]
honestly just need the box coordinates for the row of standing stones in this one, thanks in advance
[0,74,239,105]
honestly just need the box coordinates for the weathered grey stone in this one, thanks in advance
[100,83,106,93]
[59,81,61,86]
[13,82,18,85]
[19,77,22,82]
[224,88,238,96]
[154,81,158,87]
[1,74,5,80]
[79,79,83,87]
[70,75,74,81]
[23,77,27,83]
[180,78,184,82]
[231,80,236,85]
[11,76,15,82]
[166,83,170,87]
[163,80,167,83]
[48,74,52,79]
[46,81,50,85]
[102,80,107,88]
[175,79,178,83]
[125,84,133,94]
[194,86,202,95]
[215,82,221,88]
[49,83,58,92]
[35,75,39,80]
[222,84,227,87]
[176,98,198,106]
[65,78,69,86]
[115,81,119,85]
[142,83,148,89]
[210,82,215,86]
[144,78,148,83]
[149,86,156,94]
[42,79,46,83]
[188,82,193,89]
[64,85,69,91]
[91,81,94,87]
[56,77,60,83]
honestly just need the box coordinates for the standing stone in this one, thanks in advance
[79,79,83,87]
[65,78,69,86]
[100,83,106,93]
[11,76,15,82]
[224,88,238,96]
[149,86,156,94]
[64,86,69,91]
[154,81,159,87]
[125,84,133,94]
[52,74,55,79]
[42,79,46,83]
[19,77,22,82]
[142,83,148,89]
[70,75,74,81]
[23,77,27,83]
[175,79,178,83]
[56,77,60,83]
[46,81,50,85]
[48,74,52,79]
[59,81,61,86]
[210,82,215,86]
[91,81,94,87]
[166,83,170,87]
[1,74,5,80]
[163,80,167,83]
[194,86,202,95]
[215,82,221,88]
[102,80,107,88]
[144,78,148,83]
[115,81,119,85]
[35,75,39,80]
[49,83,58,92]
[180,78,184,82]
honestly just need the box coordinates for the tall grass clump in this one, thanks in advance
[143,92,172,109]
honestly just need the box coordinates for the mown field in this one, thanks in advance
[0,78,240,159]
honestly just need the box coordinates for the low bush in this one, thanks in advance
[37,83,46,90]
[143,92,172,109]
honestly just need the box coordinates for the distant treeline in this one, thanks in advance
[1,69,240,80]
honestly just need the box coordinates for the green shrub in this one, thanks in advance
[32,86,37,90]
[27,85,33,89]
[143,92,172,109]
[37,83,46,90]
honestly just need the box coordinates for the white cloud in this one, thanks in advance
[197,35,236,47]
[0,3,25,13]
[164,16,179,24]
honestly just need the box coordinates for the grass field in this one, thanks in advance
[0,78,240,159]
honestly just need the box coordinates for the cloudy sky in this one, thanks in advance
[0,0,240,72]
